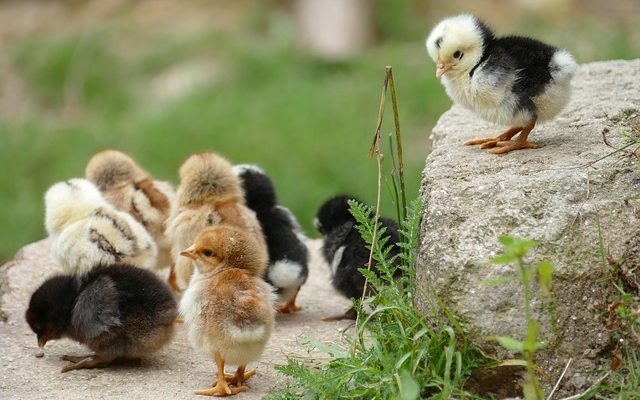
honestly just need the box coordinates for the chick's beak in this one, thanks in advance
[180,245,197,260]
[436,61,453,78]
[37,336,47,349]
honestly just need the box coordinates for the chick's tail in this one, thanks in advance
[550,50,577,83]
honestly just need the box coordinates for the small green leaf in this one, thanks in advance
[491,336,524,352]
[489,254,516,265]
[524,321,545,352]
[537,261,553,296]
[397,370,420,400]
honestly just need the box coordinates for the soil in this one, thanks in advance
[0,239,353,399]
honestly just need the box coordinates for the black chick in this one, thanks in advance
[234,164,309,314]
[25,264,177,372]
[426,14,577,154]
[314,195,400,321]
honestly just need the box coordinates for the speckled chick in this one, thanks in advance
[426,14,577,154]
[179,225,274,396]
[234,164,309,314]
[315,195,401,321]
[26,264,177,372]
[85,149,176,272]
[165,152,266,291]
[45,178,157,276]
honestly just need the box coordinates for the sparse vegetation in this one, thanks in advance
[265,198,487,400]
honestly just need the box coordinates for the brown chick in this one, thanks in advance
[166,152,266,291]
[179,225,274,396]
[85,149,176,275]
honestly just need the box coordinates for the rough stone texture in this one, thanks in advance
[416,59,640,395]
[0,239,352,399]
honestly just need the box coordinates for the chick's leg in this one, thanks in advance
[463,126,522,149]
[60,354,115,373]
[167,265,182,293]
[195,351,246,396]
[277,288,302,314]
[490,120,539,154]
[212,364,256,387]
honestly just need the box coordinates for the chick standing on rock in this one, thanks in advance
[165,153,267,291]
[314,195,401,321]
[426,14,577,154]
[85,149,176,272]
[179,225,274,396]
[45,179,157,276]
[234,164,309,314]
[25,264,177,372]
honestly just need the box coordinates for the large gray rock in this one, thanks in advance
[416,59,640,395]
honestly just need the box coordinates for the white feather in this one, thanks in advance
[331,246,346,277]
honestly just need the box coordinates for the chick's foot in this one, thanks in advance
[195,381,246,397]
[489,140,539,154]
[463,126,523,149]
[212,366,256,387]
[277,289,302,314]
[488,120,538,154]
[60,354,114,372]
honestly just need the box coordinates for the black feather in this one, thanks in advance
[26,264,177,357]
[315,195,401,300]
[236,166,309,290]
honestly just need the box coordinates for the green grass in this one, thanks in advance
[265,199,487,399]
[0,25,448,262]
[0,6,638,262]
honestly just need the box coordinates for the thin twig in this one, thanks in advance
[355,67,389,347]
[558,371,610,400]
[546,358,572,400]
[387,66,407,221]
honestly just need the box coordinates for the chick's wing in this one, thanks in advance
[72,275,122,340]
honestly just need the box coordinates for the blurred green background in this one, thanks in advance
[0,0,638,263]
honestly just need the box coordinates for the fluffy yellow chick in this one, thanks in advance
[45,178,157,275]
[165,152,266,291]
[179,225,274,396]
[85,150,176,271]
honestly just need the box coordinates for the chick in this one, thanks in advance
[179,225,274,396]
[165,152,266,291]
[45,178,157,275]
[25,263,177,372]
[234,164,309,314]
[315,195,401,321]
[426,14,577,154]
[85,150,176,273]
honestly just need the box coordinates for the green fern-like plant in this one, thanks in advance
[266,198,486,400]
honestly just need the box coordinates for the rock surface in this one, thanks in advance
[0,239,352,399]
[416,59,640,395]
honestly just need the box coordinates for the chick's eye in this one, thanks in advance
[202,250,214,257]
[453,50,463,60]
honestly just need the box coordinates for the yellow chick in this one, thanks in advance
[85,150,176,272]
[45,178,157,276]
[165,152,266,291]
[179,225,274,396]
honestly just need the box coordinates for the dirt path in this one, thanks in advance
[0,239,352,399]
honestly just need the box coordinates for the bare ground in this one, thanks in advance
[0,239,352,399]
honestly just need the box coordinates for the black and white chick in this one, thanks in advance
[314,195,400,321]
[234,164,309,314]
[426,14,577,154]
[25,264,177,372]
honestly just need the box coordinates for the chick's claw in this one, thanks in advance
[60,354,114,373]
[194,381,246,397]
[489,140,539,154]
